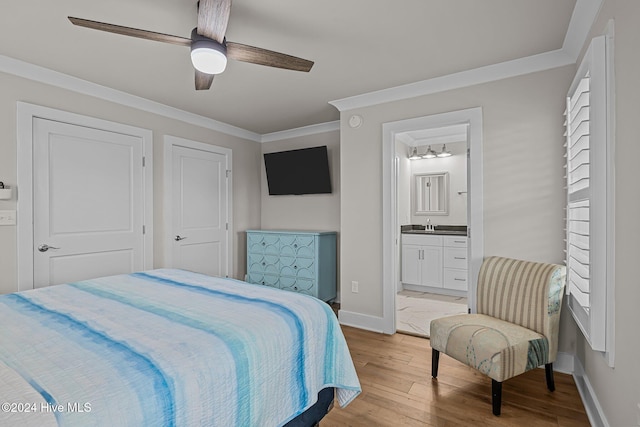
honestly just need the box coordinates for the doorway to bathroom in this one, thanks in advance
[381,108,484,335]
[395,131,468,336]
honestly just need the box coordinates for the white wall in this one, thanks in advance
[259,130,341,292]
[338,65,577,354]
[260,131,340,232]
[574,1,640,425]
[408,141,467,226]
[0,72,262,294]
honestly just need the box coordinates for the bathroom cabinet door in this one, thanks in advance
[421,245,443,288]
[401,244,422,286]
[401,244,443,288]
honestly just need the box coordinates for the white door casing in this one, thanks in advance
[163,136,232,278]
[17,103,153,291]
[381,107,483,334]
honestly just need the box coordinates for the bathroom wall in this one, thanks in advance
[401,141,467,226]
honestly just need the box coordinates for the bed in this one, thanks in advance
[0,269,361,426]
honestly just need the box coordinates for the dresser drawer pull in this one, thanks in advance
[454,257,466,260]
[262,262,265,266]
[294,265,298,269]
[262,242,265,246]
[454,240,466,243]
[294,244,298,248]
[454,278,466,281]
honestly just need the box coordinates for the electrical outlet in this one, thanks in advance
[351,281,359,293]
[0,210,16,226]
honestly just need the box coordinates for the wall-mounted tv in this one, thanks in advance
[264,146,332,195]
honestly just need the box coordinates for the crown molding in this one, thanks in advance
[260,120,339,143]
[562,0,605,61]
[329,49,574,112]
[329,0,602,113]
[0,54,262,142]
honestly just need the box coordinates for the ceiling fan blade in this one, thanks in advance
[226,42,313,72]
[197,0,232,43]
[68,17,191,47]
[195,70,214,90]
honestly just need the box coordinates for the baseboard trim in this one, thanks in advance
[554,351,575,375]
[338,310,386,333]
[572,357,610,427]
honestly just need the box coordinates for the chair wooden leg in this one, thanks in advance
[545,363,555,392]
[432,349,440,378]
[492,380,502,416]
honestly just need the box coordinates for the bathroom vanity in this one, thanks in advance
[401,225,468,296]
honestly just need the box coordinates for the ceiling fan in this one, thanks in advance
[68,0,314,90]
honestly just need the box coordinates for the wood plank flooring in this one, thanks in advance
[321,326,590,426]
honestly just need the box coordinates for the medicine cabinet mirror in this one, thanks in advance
[414,172,449,215]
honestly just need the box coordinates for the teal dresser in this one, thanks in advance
[246,230,337,302]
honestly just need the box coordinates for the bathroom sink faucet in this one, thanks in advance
[426,219,435,231]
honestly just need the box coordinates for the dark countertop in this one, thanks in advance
[401,224,467,236]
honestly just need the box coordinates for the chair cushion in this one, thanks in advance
[430,314,549,382]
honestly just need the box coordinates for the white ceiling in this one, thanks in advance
[0,0,577,135]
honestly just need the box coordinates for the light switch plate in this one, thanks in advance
[0,210,17,226]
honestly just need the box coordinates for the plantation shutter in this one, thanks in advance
[564,35,609,352]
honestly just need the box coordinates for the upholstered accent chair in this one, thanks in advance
[430,256,566,416]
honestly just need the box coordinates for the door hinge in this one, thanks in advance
[226,169,231,178]
[142,156,146,167]
[142,225,146,235]
[225,223,229,230]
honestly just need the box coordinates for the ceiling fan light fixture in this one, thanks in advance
[191,42,227,74]
[191,36,227,74]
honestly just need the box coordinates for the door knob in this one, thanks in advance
[38,244,60,252]
[175,235,187,241]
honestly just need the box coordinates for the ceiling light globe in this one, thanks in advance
[191,39,228,74]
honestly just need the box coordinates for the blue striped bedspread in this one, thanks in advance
[0,269,361,426]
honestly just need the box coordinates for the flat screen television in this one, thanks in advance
[264,146,332,195]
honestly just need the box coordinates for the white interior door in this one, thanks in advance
[33,118,145,288]
[170,144,229,277]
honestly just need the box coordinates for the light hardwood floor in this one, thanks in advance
[321,326,590,426]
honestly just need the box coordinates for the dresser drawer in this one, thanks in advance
[280,256,315,279]
[444,247,468,269]
[246,272,279,288]
[247,253,280,275]
[444,236,468,248]
[280,277,317,296]
[247,233,281,255]
[444,268,468,291]
[279,234,316,258]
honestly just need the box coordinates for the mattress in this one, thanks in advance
[0,269,361,426]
